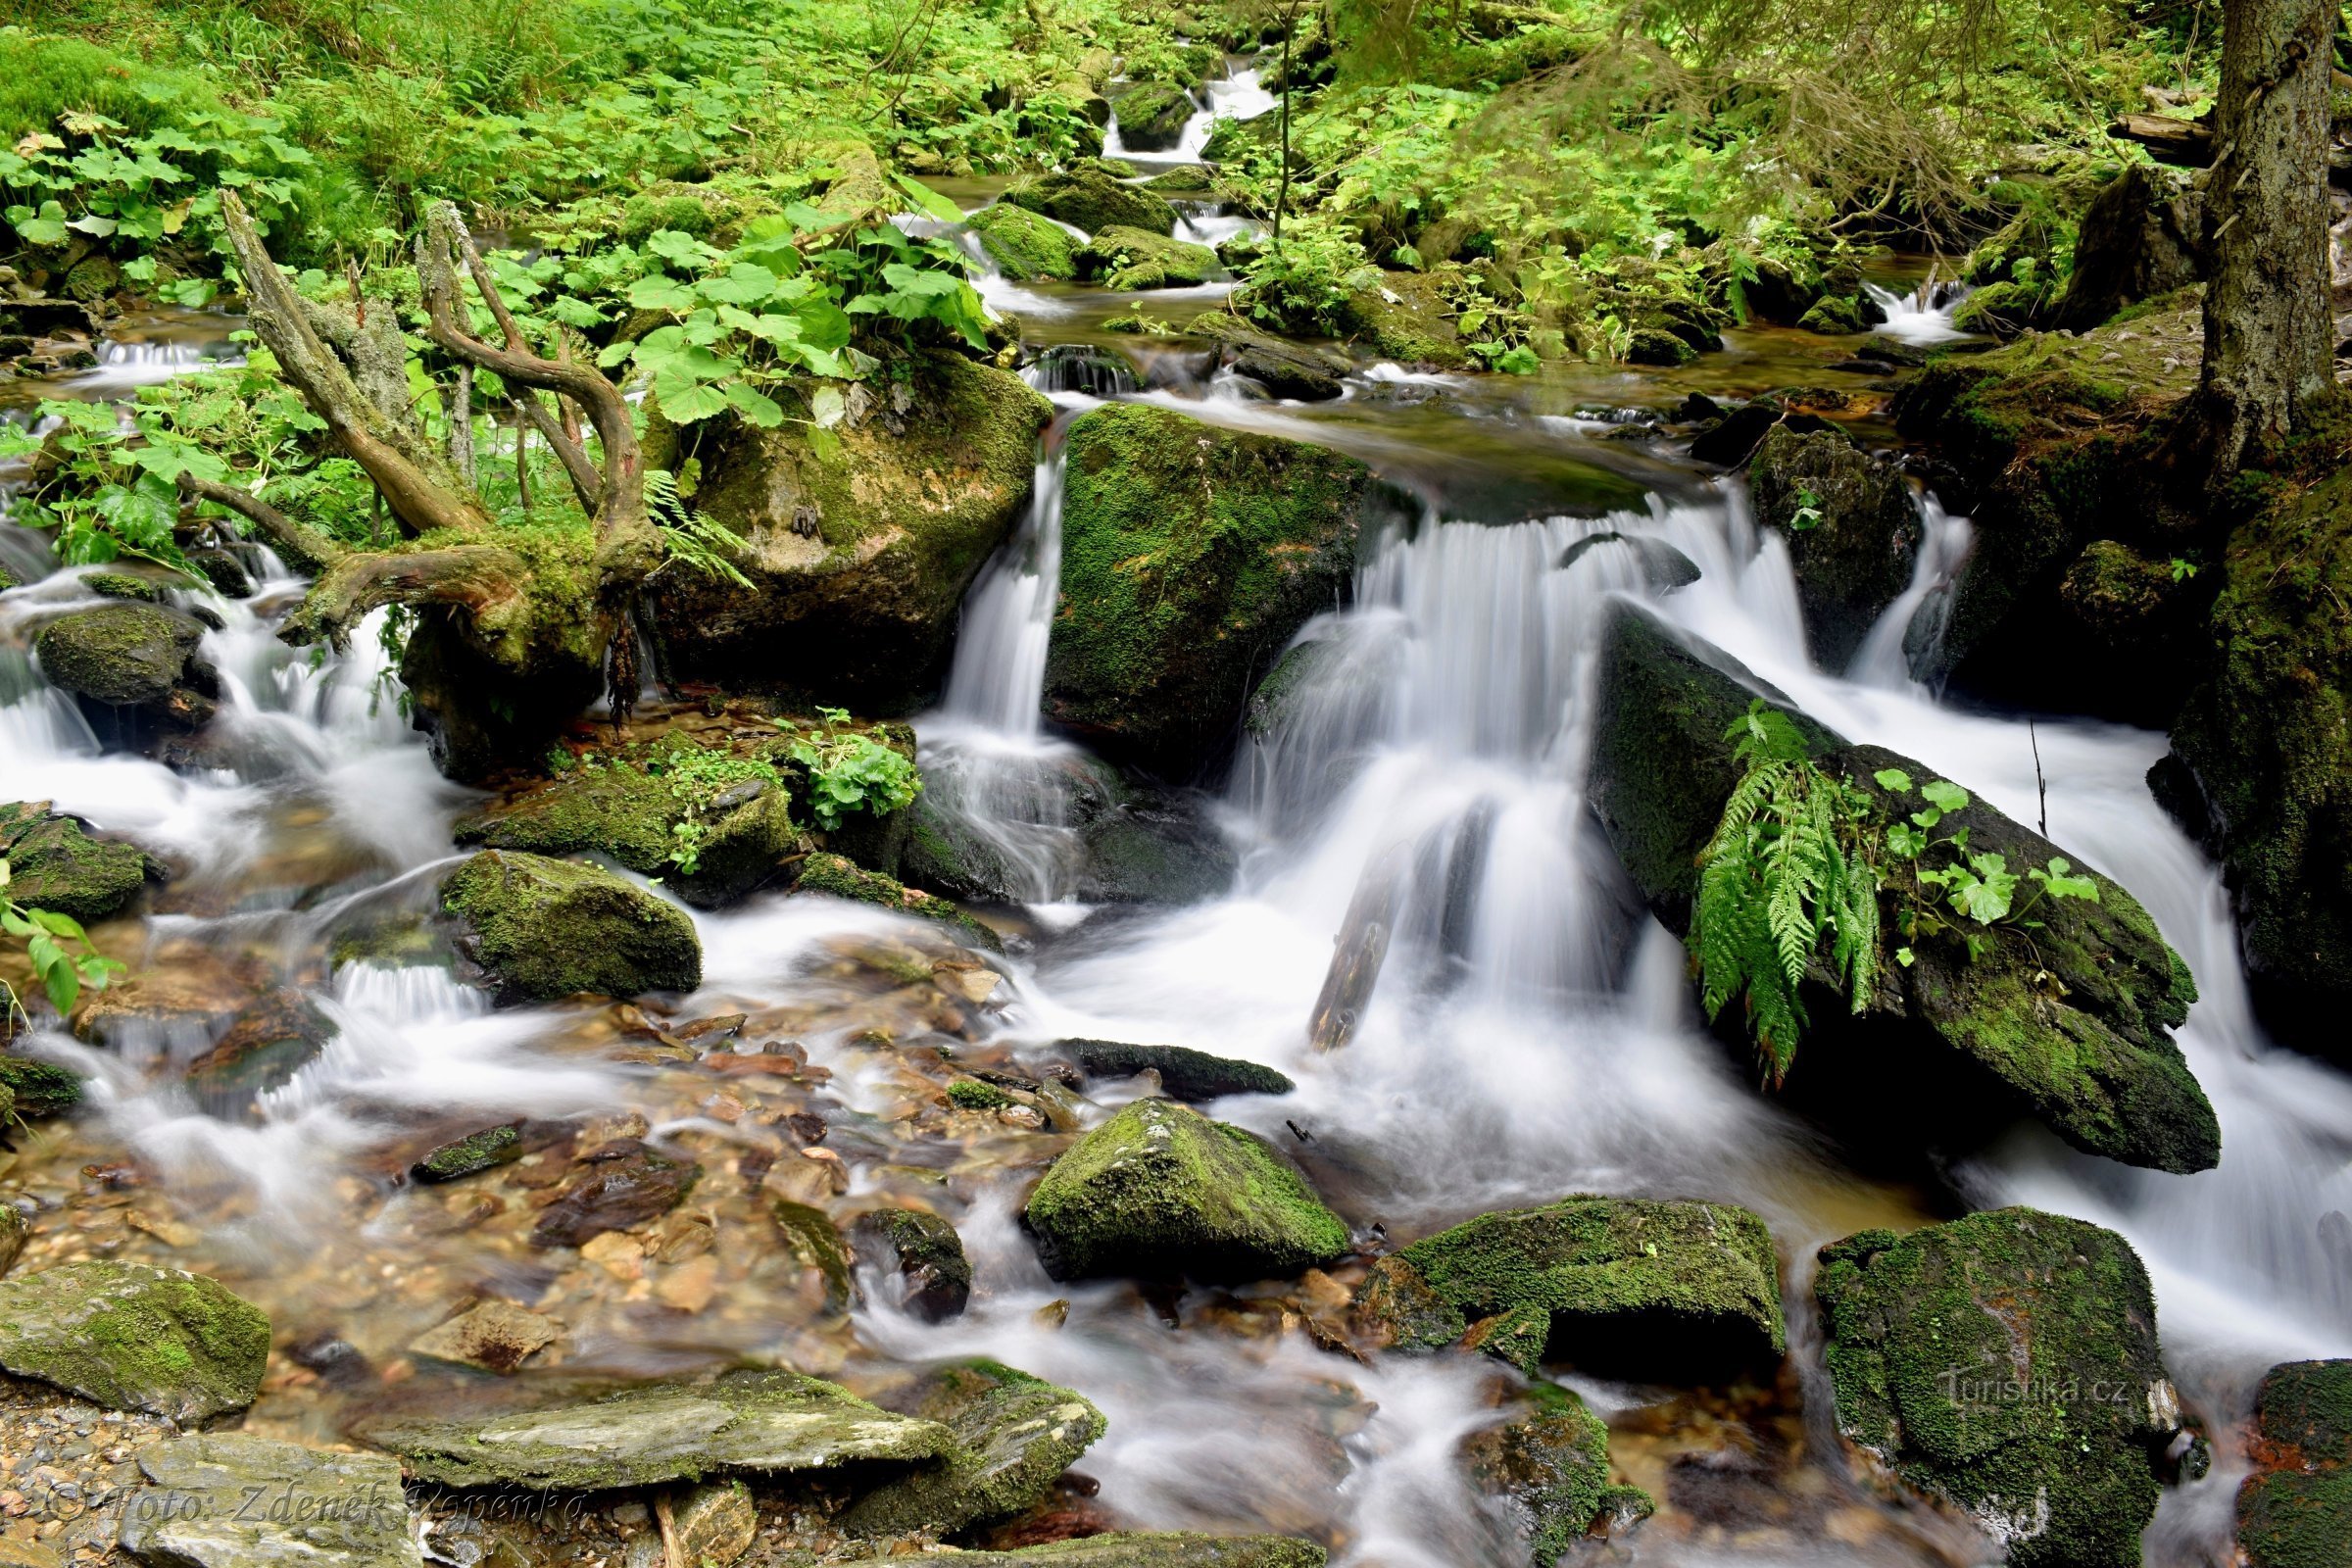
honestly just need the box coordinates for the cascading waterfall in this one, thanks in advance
[1862,277,1975,345]
[1848,493,1973,688]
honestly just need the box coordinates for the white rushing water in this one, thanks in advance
[1863,278,1975,346]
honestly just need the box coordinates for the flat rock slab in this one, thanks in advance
[358,1368,955,1490]
[408,1300,559,1375]
[0,1262,270,1422]
[837,1360,1104,1538]
[119,1433,419,1567]
[1064,1040,1295,1102]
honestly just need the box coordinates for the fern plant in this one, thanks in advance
[1689,701,1881,1086]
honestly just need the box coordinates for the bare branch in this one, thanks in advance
[176,472,342,575]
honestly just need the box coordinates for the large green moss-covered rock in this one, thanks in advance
[0,1261,270,1422]
[1334,269,1472,368]
[1463,1386,1653,1566]
[359,1369,954,1490]
[1004,162,1178,237]
[440,850,702,1003]
[1586,604,2219,1173]
[1114,81,1196,151]
[1184,313,1349,401]
[838,1360,1105,1539]
[1023,1098,1349,1281]
[1747,423,1922,669]
[1352,1196,1785,1379]
[969,201,1080,281]
[1046,404,1373,774]
[2238,1359,2352,1568]
[119,1434,421,1567]
[0,802,154,923]
[1815,1209,2186,1568]
[650,352,1051,713]
[1076,225,1218,291]
[33,601,217,732]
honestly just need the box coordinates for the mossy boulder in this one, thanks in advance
[2237,1359,2352,1568]
[0,1054,82,1116]
[1815,1209,2187,1568]
[1185,312,1349,401]
[119,1434,420,1568]
[838,1361,1105,1539]
[1076,225,1219,290]
[455,738,795,908]
[1115,81,1197,151]
[0,802,155,923]
[1463,1387,1654,1566]
[2051,165,2204,333]
[1625,326,1697,367]
[1064,1039,1295,1101]
[649,352,1051,713]
[1004,163,1179,238]
[439,850,702,1004]
[1352,1196,1785,1380]
[1023,1098,1349,1281]
[1796,294,1866,334]
[852,1206,972,1320]
[968,201,1080,281]
[1335,269,1472,368]
[359,1368,955,1490]
[1747,423,1923,668]
[0,1261,270,1422]
[1046,404,1374,775]
[33,601,218,733]
[794,852,1002,952]
[1586,604,2219,1173]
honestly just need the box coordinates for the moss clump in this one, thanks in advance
[1626,326,1697,367]
[947,1077,1016,1110]
[1046,403,1371,774]
[411,1122,523,1183]
[1462,1387,1651,1567]
[853,1206,972,1321]
[0,802,154,923]
[440,850,702,1003]
[968,201,1080,281]
[838,1360,1106,1539]
[794,853,1003,952]
[1077,225,1219,290]
[1353,1195,1785,1378]
[1004,163,1179,237]
[1115,81,1195,150]
[1334,270,1471,368]
[2238,1359,2352,1568]
[1815,1209,2182,1568]
[0,1054,82,1116]
[1023,1099,1349,1282]
[1747,423,1923,667]
[0,1261,270,1422]
[1065,1039,1295,1101]
[1796,294,1865,334]
[79,572,161,603]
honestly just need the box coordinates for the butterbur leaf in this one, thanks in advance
[808,385,847,429]
[722,382,784,427]
[1920,779,1970,814]
[626,275,696,312]
[1873,767,1912,792]
[697,262,782,306]
[1910,807,1940,828]
[892,172,969,224]
[656,380,730,423]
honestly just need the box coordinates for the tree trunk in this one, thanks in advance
[2189,0,2339,473]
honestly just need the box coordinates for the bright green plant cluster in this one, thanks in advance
[1,858,124,1029]
[645,747,783,876]
[1870,768,2100,965]
[774,708,922,832]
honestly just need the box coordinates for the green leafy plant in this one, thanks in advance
[1689,701,1881,1085]
[1,858,125,1031]
[644,747,784,876]
[773,708,922,831]
[1869,768,2100,965]
[1787,486,1825,531]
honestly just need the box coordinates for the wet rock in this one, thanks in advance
[1555,531,1701,593]
[408,1299,560,1375]
[119,1433,419,1567]
[969,202,1080,281]
[410,1122,523,1183]
[0,1261,270,1422]
[1115,82,1196,151]
[530,1139,699,1249]
[794,853,1003,952]
[1747,423,1921,668]
[1047,404,1376,775]
[649,352,1051,712]
[1686,403,1782,466]
[1076,226,1218,291]
[455,739,796,908]
[32,602,219,734]
[1184,313,1348,401]
[0,1054,82,1117]
[1586,605,2219,1173]
[1064,1039,1295,1101]
[770,1198,856,1312]
[1336,270,1471,368]
[2237,1359,2352,1568]
[851,1206,972,1320]
[2051,165,2204,332]
[0,802,156,923]
[1463,1388,1654,1566]
[1023,1098,1350,1282]
[359,1368,955,1490]
[838,1360,1106,1538]
[440,850,702,1004]
[1815,1208,2187,1568]
[1626,326,1696,367]
[1004,162,1179,238]
[1351,1195,1786,1380]
[187,548,255,599]
[667,1481,756,1566]
[181,990,336,1112]
[1796,294,1865,334]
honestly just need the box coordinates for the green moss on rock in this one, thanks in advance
[1335,270,1471,368]
[1115,81,1196,151]
[1815,1208,2184,1568]
[0,802,155,923]
[1065,1039,1295,1101]
[1047,403,1372,773]
[1353,1196,1785,1378]
[439,850,702,1004]
[1797,294,1865,334]
[1004,163,1179,237]
[794,853,1003,952]
[852,1206,972,1320]
[0,1261,270,1422]
[838,1360,1106,1539]
[0,1054,82,1116]
[1077,225,1219,290]
[947,1077,1016,1110]
[1023,1098,1349,1282]
[32,602,215,724]
[1747,423,1923,668]
[2237,1359,2352,1568]
[1185,312,1349,401]
[1463,1387,1651,1566]
[410,1122,522,1183]
[969,201,1080,281]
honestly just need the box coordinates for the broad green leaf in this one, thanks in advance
[696,262,782,306]
[657,380,730,423]
[1920,779,1970,814]
[893,172,970,224]
[723,382,784,427]
[1873,767,1912,792]
[808,385,847,428]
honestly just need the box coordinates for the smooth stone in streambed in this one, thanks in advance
[359,1368,955,1490]
[119,1433,419,1567]
[837,1360,1104,1539]
[0,1261,270,1422]
[529,1139,699,1249]
[407,1299,559,1374]
[1023,1099,1349,1282]
[410,1121,522,1183]
[1064,1039,1295,1101]
[1351,1195,1786,1380]
[850,1206,972,1321]
[1555,531,1701,592]
[1815,1208,2187,1568]
[2236,1358,2352,1568]
[439,849,702,1004]
[1114,81,1195,150]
